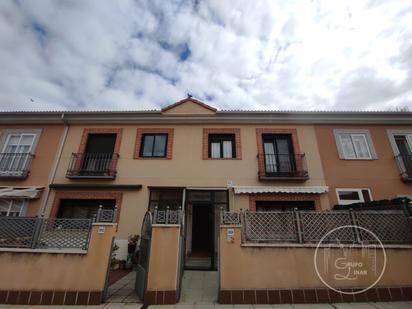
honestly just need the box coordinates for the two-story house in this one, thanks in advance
[1,98,411,270]
[37,98,328,266]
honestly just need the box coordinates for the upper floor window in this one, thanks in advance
[0,199,27,217]
[134,128,174,160]
[66,128,122,179]
[208,134,236,159]
[140,134,168,157]
[334,129,377,160]
[262,134,295,174]
[387,130,412,180]
[336,188,372,205]
[0,129,40,177]
[202,128,241,160]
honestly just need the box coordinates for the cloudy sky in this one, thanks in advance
[1,0,412,111]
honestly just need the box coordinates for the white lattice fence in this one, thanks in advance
[221,209,412,245]
[243,211,298,243]
[300,211,355,243]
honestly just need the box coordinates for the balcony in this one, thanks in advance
[258,153,308,180]
[395,154,412,182]
[66,153,119,179]
[0,153,34,178]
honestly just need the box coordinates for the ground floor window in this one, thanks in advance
[148,188,183,211]
[256,200,315,211]
[0,199,26,216]
[336,188,372,205]
[57,199,116,219]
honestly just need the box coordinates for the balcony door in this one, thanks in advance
[82,134,116,174]
[395,135,412,177]
[262,134,295,175]
[0,133,35,174]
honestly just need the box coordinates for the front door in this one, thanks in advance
[191,204,213,257]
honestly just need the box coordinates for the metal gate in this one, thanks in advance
[135,211,152,301]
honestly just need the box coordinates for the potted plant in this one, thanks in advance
[128,234,139,253]
[110,243,120,270]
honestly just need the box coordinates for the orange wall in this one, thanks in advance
[220,226,412,290]
[0,223,115,291]
[0,124,64,215]
[147,225,180,291]
[315,125,412,206]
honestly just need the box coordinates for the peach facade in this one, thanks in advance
[44,121,328,258]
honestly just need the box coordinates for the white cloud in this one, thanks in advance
[0,0,411,111]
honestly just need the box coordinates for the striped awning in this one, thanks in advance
[233,186,328,194]
[0,187,44,199]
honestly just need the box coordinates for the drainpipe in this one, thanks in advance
[39,113,69,216]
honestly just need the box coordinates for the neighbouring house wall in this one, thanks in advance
[145,224,181,305]
[0,223,116,306]
[0,124,64,216]
[219,226,412,303]
[315,125,412,206]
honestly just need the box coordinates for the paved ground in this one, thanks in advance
[180,271,218,304]
[106,272,141,304]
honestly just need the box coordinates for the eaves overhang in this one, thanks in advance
[0,111,411,125]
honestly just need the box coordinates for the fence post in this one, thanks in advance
[153,206,158,224]
[294,208,303,243]
[401,198,412,231]
[96,205,103,223]
[178,206,182,224]
[241,209,246,243]
[166,206,170,224]
[349,209,361,244]
[113,205,118,223]
[220,206,224,225]
[31,215,44,249]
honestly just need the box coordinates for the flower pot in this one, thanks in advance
[128,243,137,253]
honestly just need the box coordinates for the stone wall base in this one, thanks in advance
[144,290,177,305]
[219,287,412,304]
[0,290,103,306]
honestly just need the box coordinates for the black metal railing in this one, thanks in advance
[395,154,412,180]
[0,153,34,178]
[94,205,118,223]
[258,153,308,178]
[66,152,119,178]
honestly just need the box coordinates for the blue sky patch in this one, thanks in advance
[179,43,191,61]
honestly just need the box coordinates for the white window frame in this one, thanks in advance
[387,129,412,179]
[333,129,377,160]
[387,129,412,156]
[0,129,41,176]
[336,188,373,205]
[0,199,27,216]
